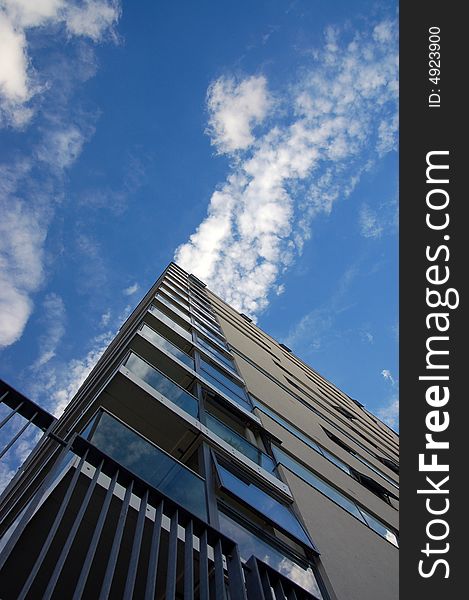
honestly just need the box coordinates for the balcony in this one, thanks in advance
[206,413,278,476]
[0,432,322,599]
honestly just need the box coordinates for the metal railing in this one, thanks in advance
[0,435,320,599]
[0,379,320,599]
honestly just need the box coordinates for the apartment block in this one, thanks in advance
[0,262,399,599]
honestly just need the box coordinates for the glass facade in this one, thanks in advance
[272,446,398,547]
[125,352,198,417]
[206,413,277,475]
[200,358,251,409]
[88,411,207,520]
[218,511,323,599]
[140,323,194,369]
[216,463,313,548]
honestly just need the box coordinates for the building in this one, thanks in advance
[0,262,399,599]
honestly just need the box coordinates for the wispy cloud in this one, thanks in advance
[123,283,139,296]
[359,204,384,239]
[284,262,360,351]
[30,293,66,370]
[0,1,121,349]
[175,19,398,317]
[379,368,399,430]
[381,368,396,385]
[377,396,399,430]
[359,198,398,239]
[0,0,120,127]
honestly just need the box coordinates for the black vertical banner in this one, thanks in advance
[400,3,464,598]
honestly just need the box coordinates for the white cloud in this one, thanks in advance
[65,0,120,42]
[175,20,398,317]
[377,396,399,430]
[0,189,49,347]
[284,262,360,352]
[100,309,111,327]
[48,330,114,416]
[206,75,272,153]
[360,330,374,344]
[123,282,139,296]
[381,368,396,385]
[359,204,383,239]
[30,293,66,369]
[0,0,120,127]
[36,125,88,169]
[0,2,121,349]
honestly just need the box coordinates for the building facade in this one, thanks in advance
[0,262,399,599]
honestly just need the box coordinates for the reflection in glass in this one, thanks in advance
[156,293,190,322]
[273,447,365,522]
[217,464,312,548]
[196,336,235,371]
[273,447,399,546]
[193,320,227,347]
[140,323,194,369]
[218,511,322,598]
[359,508,399,547]
[206,414,278,476]
[125,352,198,417]
[89,412,207,520]
[160,284,190,308]
[200,359,250,409]
[149,305,190,337]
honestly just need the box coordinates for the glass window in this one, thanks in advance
[140,323,194,369]
[273,447,365,522]
[89,411,207,520]
[359,508,399,547]
[218,510,323,599]
[216,462,313,548]
[324,429,399,489]
[253,400,323,454]
[206,413,277,475]
[254,400,398,490]
[155,293,190,322]
[200,358,250,409]
[196,335,235,371]
[190,295,213,314]
[160,284,190,308]
[193,318,224,343]
[191,310,221,332]
[124,352,198,417]
[272,446,399,547]
[149,304,190,337]
[191,303,217,324]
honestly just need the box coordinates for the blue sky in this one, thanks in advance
[0,0,398,473]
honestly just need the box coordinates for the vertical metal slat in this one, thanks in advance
[226,543,247,600]
[214,538,226,600]
[144,500,164,600]
[0,438,74,571]
[286,586,299,600]
[272,575,287,600]
[42,459,104,600]
[72,469,119,600]
[260,566,274,600]
[0,412,38,460]
[199,529,209,600]
[183,520,194,600]
[123,489,149,599]
[244,556,266,600]
[17,451,89,600]
[98,479,134,600]
[165,509,179,600]
[0,400,23,429]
